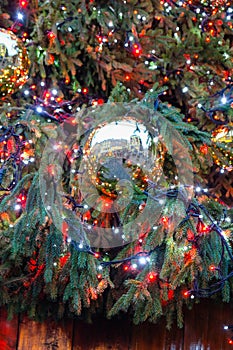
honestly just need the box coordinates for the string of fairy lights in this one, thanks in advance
[0,1,233,337]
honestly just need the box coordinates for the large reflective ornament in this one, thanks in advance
[79,118,165,209]
[0,29,30,99]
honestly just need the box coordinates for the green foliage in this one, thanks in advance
[0,0,233,328]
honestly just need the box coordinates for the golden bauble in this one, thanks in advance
[0,28,30,99]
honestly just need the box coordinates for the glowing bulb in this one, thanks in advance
[14,204,21,210]
[139,257,147,265]
[221,95,227,104]
[17,12,24,20]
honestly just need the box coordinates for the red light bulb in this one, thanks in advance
[182,290,189,298]
[209,264,216,271]
[132,43,142,57]
[47,31,56,40]
[148,272,157,282]
[20,0,28,8]
[97,273,102,280]
[196,220,210,234]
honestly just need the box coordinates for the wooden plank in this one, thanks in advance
[207,301,233,350]
[73,317,131,350]
[222,302,233,350]
[164,325,184,350]
[18,316,73,350]
[183,300,210,350]
[0,308,19,350]
[130,318,166,350]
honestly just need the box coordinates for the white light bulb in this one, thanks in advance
[221,95,227,104]
[139,257,147,265]
[17,12,24,20]
[14,204,21,211]
[36,106,43,113]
